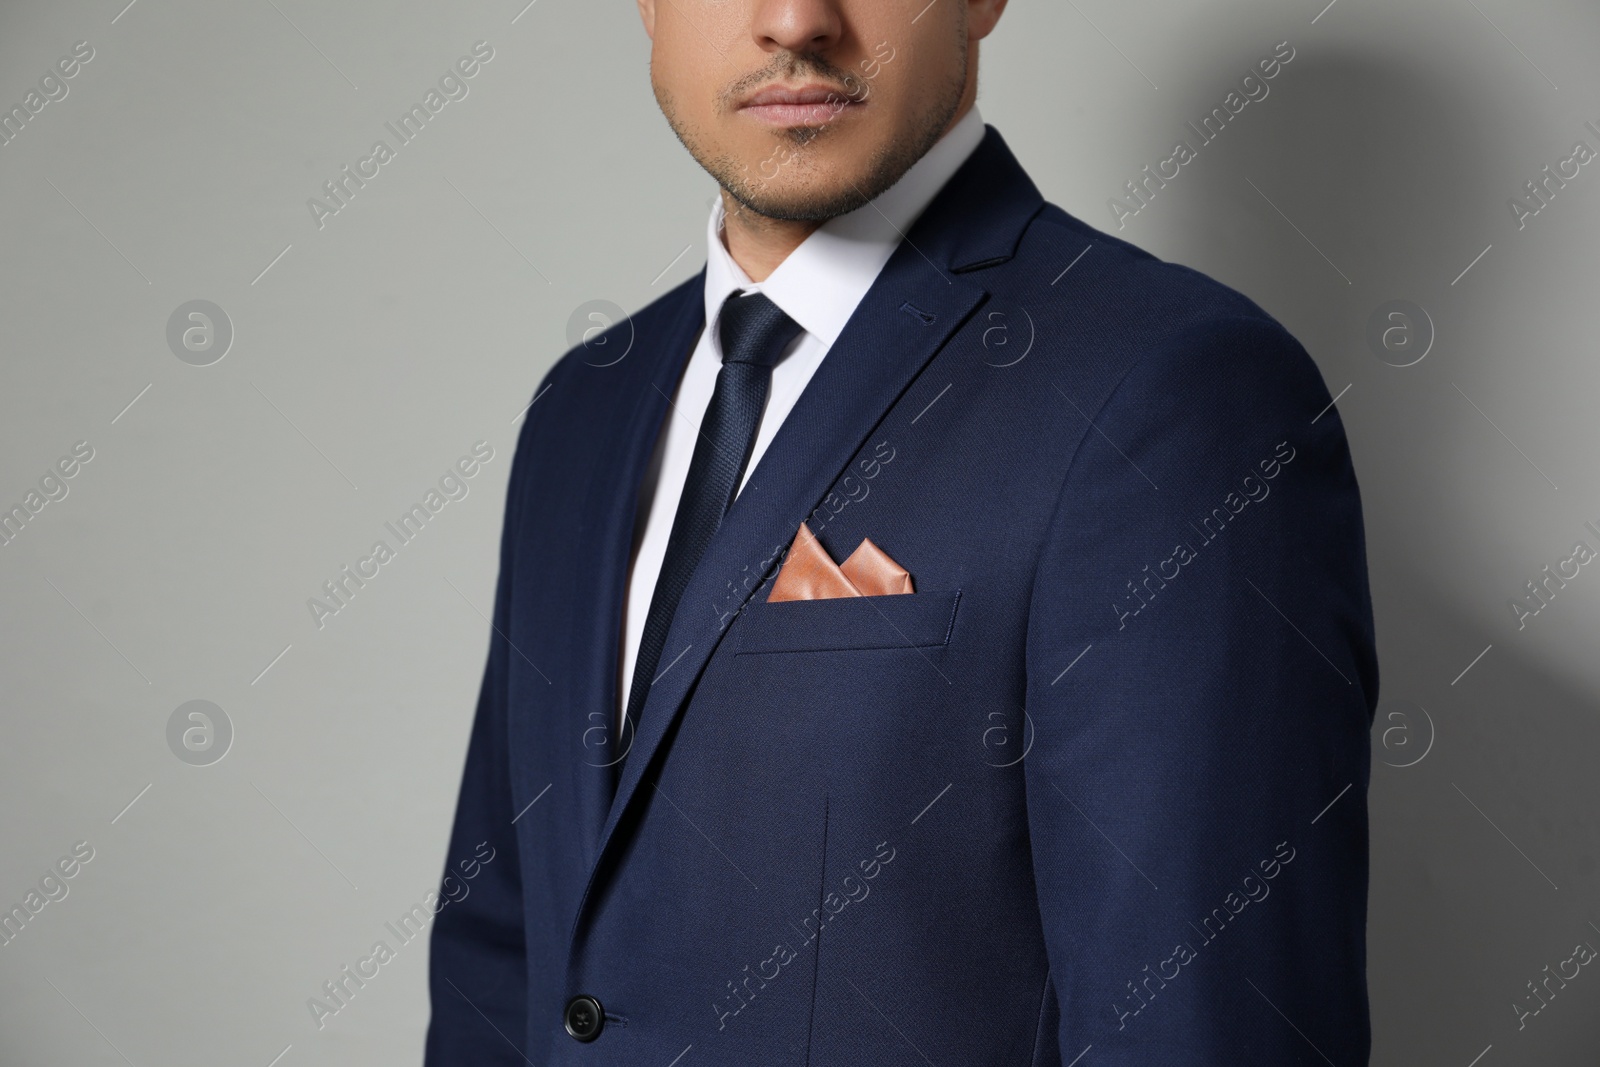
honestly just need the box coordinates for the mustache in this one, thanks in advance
[722,53,864,108]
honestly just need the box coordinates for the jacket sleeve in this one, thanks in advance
[1022,315,1379,1065]
[424,370,552,1066]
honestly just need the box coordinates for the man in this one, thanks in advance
[426,0,1379,1063]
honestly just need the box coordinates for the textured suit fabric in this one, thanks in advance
[425,124,1379,1067]
[619,292,802,772]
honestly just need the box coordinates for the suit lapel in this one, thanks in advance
[567,124,1045,937]
[559,273,706,867]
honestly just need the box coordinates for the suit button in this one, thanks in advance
[564,994,604,1041]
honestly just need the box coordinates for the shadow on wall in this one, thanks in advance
[1144,38,1600,1067]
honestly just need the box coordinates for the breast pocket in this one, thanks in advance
[734,589,961,655]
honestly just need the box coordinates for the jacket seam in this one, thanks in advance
[1028,968,1053,1067]
[803,793,829,1067]
[1011,317,1292,1024]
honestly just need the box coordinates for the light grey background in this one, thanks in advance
[2,0,1596,1063]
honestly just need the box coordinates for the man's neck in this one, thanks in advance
[717,198,821,284]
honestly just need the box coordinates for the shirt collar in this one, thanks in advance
[702,105,986,356]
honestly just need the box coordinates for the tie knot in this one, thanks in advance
[718,291,804,369]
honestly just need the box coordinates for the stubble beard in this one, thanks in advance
[655,47,968,224]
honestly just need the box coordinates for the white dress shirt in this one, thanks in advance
[617,105,986,725]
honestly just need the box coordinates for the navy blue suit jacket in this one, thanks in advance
[425,125,1379,1066]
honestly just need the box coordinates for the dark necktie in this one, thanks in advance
[617,290,803,777]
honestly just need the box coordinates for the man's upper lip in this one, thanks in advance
[739,83,853,108]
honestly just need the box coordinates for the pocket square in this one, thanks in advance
[767,522,914,602]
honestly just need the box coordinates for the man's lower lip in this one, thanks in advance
[739,101,860,126]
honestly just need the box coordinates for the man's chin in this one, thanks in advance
[723,178,874,224]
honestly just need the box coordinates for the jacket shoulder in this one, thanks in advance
[542,270,705,386]
[1019,201,1279,331]
[994,200,1327,399]
[972,201,1337,462]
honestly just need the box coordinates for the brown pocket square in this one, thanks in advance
[767,522,914,602]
